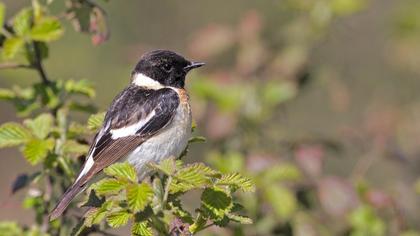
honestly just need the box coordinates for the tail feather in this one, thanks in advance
[49,183,84,220]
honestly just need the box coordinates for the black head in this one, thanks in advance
[131,50,204,88]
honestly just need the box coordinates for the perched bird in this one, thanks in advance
[50,50,204,220]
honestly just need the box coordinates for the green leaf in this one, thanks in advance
[87,112,105,130]
[2,37,25,60]
[30,17,63,42]
[188,136,206,144]
[84,201,112,227]
[126,183,153,212]
[201,188,232,220]
[106,210,131,228]
[148,157,177,176]
[265,185,297,220]
[216,173,255,192]
[0,3,5,30]
[226,213,253,224]
[22,138,54,165]
[104,162,137,182]
[92,178,125,196]
[151,178,164,213]
[0,122,31,148]
[65,79,96,98]
[0,88,16,100]
[349,205,385,236]
[0,221,23,236]
[170,163,219,193]
[13,8,33,36]
[131,221,153,236]
[62,140,89,155]
[23,113,53,139]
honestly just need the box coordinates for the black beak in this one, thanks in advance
[184,61,205,72]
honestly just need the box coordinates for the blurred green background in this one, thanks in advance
[1,0,420,235]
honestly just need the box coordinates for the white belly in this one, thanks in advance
[125,104,191,179]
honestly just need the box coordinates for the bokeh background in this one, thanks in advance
[1,0,420,235]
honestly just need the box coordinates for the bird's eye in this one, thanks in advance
[162,63,172,72]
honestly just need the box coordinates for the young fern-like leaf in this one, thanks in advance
[92,178,126,196]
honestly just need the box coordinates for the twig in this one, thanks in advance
[32,42,50,84]
[0,63,33,70]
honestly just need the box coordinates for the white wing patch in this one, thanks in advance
[110,110,156,139]
[75,155,94,182]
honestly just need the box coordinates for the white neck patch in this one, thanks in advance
[132,73,164,89]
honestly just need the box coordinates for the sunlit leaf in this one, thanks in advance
[131,221,153,236]
[349,205,386,236]
[0,221,23,236]
[30,17,63,42]
[226,213,253,224]
[106,210,131,228]
[104,162,137,182]
[65,79,96,98]
[148,157,177,176]
[84,201,112,227]
[126,183,153,212]
[92,178,125,196]
[2,37,25,60]
[170,163,219,193]
[216,173,255,192]
[0,88,15,100]
[87,112,105,130]
[22,138,54,165]
[62,140,89,155]
[0,122,31,148]
[13,8,33,36]
[23,113,53,139]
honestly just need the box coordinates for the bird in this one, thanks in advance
[49,50,204,220]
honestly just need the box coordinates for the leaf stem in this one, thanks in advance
[163,176,172,206]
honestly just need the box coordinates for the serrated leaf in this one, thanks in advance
[23,113,53,139]
[104,162,137,182]
[84,201,112,227]
[2,37,25,60]
[87,112,105,130]
[126,183,153,212]
[13,8,33,36]
[92,178,125,196]
[201,188,232,220]
[22,138,54,165]
[170,163,219,193]
[30,17,63,41]
[0,122,31,147]
[65,79,95,98]
[0,3,5,30]
[148,157,177,176]
[131,221,153,236]
[216,173,255,192]
[106,210,131,228]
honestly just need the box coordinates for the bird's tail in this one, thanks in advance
[49,182,84,220]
